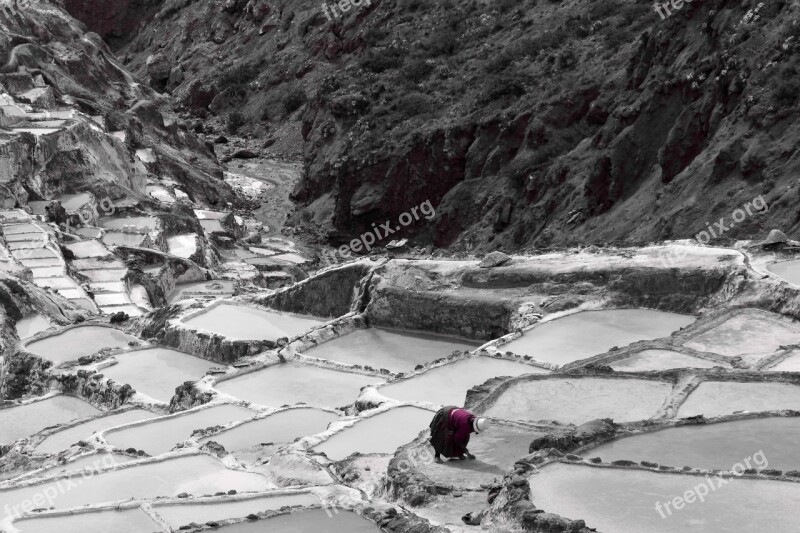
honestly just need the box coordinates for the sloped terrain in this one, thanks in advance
[77,0,800,251]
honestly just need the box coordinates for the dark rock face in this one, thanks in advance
[78,0,797,252]
[58,371,136,409]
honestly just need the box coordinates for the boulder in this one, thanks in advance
[145,53,171,81]
[764,229,788,245]
[479,251,511,268]
[231,149,258,159]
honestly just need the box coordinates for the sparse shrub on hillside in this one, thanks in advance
[477,72,528,104]
[395,92,435,118]
[424,27,459,56]
[558,47,578,70]
[283,87,308,114]
[227,111,246,134]
[221,61,260,88]
[403,59,434,83]
[360,48,405,72]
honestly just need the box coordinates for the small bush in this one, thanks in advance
[283,87,308,114]
[402,59,434,83]
[227,111,246,134]
[425,27,459,56]
[395,92,435,118]
[360,48,405,72]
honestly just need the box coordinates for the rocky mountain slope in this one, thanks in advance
[67,0,799,252]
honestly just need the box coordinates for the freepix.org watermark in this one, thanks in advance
[321,200,435,266]
[654,450,769,519]
[321,0,372,21]
[2,454,117,519]
[659,195,768,268]
[653,0,702,20]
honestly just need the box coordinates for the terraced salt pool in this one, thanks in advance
[215,365,377,407]
[36,409,156,454]
[10,508,159,533]
[25,326,139,363]
[379,356,547,406]
[314,407,432,461]
[501,309,695,366]
[210,509,379,533]
[153,493,320,530]
[677,381,800,418]
[0,455,270,518]
[767,351,800,371]
[182,304,325,341]
[105,404,255,455]
[168,280,235,303]
[609,350,727,371]
[684,309,800,357]
[99,348,216,402]
[14,314,52,340]
[102,232,146,247]
[98,216,157,231]
[200,408,338,451]
[303,328,479,372]
[587,416,800,470]
[483,377,673,425]
[768,259,800,286]
[529,463,800,532]
[0,396,99,444]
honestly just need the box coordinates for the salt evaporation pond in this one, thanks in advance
[25,326,139,363]
[99,348,216,402]
[501,309,695,366]
[684,309,800,357]
[768,259,800,286]
[483,377,673,425]
[99,216,157,231]
[588,416,800,470]
[529,463,800,533]
[768,351,800,372]
[303,328,479,372]
[609,349,726,371]
[216,364,377,407]
[210,509,379,533]
[314,406,431,460]
[153,493,320,530]
[0,396,99,444]
[200,408,338,451]
[14,314,52,340]
[12,508,159,533]
[105,404,254,455]
[38,453,140,477]
[169,280,235,303]
[183,304,325,340]
[0,455,270,517]
[379,356,547,406]
[677,381,800,418]
[36,409,156,454]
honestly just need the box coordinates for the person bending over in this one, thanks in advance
[429,405,489,463]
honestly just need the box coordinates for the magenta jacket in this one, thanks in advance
[449,408,475,457]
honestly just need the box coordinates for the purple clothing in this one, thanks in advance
[449,408,475,457]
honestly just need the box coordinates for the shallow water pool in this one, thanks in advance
[677,381,800,418]
[209,509,378,533]
[200,408,338,451]
[684,310,800,357]
[768,259,800,286]
[587,416,800,471]
[529,463,800,533]
[0,396,99,444]
[153,493,320,529]
[35,409,156,454]
[0,455,270,519]
[216,365,377,408]
[303,328,479,372]
[501,309,695,366]
[12,508,159,533]
[483,377,673,425]
[379,356,547,406]
[25,326,139,363]
[14,314,52,340]
[609,350,726,372]
[100,348,216,403]
[105,404,255,455]
[183,304,324,341]
[314,406,431,461]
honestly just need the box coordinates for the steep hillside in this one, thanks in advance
[79,0,800,251]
